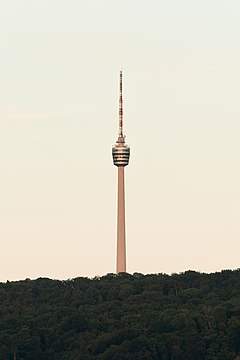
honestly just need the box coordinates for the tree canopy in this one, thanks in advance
[1,270,240,359]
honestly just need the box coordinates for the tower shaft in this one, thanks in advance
[117,166,126,273]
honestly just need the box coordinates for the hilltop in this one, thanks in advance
[1,270,240,359]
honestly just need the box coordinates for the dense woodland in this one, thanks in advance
[1,270,240,359]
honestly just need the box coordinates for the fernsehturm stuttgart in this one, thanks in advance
[112,71,130,274]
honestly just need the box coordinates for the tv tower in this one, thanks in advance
[112,71,130,274]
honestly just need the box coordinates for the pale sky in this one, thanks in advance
[1,0,240,281]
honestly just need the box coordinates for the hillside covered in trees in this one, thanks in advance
[1,270,240,359]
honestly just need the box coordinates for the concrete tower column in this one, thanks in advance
[117,166,126,273]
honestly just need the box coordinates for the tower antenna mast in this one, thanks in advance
[119,71,123,138]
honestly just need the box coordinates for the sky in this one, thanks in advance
[1,0,240,282]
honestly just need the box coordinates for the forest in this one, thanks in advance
[0,270,240,359]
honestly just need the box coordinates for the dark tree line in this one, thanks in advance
[0,270,240,359]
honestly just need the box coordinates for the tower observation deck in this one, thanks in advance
[112,71,130,274]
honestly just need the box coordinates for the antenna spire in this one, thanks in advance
[119,71,123,138]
